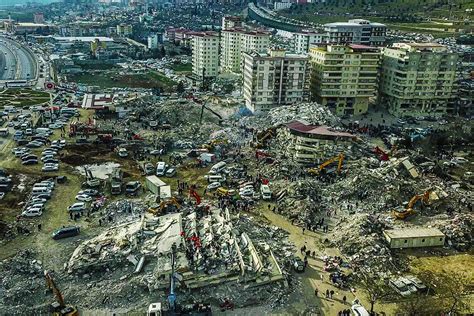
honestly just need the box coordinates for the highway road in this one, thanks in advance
[0,37,37,81]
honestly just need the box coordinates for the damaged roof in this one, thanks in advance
[285,120,356,139]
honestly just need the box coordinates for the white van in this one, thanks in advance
[205,174,226,183]
[351,304,370,316]
[210,161,226,174]
[32,187,52,195]
[156,162,167,176]
[260,185,272,200]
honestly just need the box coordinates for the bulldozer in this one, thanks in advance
[44,270,78,316]
[308,153,344,176]
[392,191,430,220]
[148,197,181,215]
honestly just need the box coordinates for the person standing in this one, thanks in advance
[314,288,318,297]
[343,295,347,304]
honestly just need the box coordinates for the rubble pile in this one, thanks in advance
[266,103,341,127]
[434,213,473,251]
[330,214,401,275]
[0,250,46,313]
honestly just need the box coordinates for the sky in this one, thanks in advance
[1,0,58,6]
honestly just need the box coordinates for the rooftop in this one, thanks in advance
[286,120,355,138]
[384,228,445,239]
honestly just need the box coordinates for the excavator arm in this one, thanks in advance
[319,153,344,173]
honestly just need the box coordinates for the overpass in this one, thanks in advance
[247,3,319,33]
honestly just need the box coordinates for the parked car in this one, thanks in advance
[165,168,176,177]
[207,182,221,191]
[68,202,86,212]
[42,163,59,172]
[21,154,38,161]
[22,159,38,165]
[75,194,93,202]
[52,226,80,240]
[22,208,42,217]
[405,275,427,292]
[77,189,99,196]
[118,148,128,158]
[389,278,413,297]
[0,192,5,200]
[292,256,305,273]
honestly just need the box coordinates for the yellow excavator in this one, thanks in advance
[308,153,345,176]
[148,197,181,215]
[44,270,78,316]
[254,129,275,148]
[392,191,430,219]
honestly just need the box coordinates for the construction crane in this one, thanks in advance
[392,191,430,219]
[44,270,78,316]
[308,153,345,175]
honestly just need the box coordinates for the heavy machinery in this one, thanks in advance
[373,145,397,161]
[148,197,181,215]
[189,189,201,205]
[254,128,275,148]
[44,270,78,316]
[392,191,430,219]
[109,167,123,195]
[308,153,344,176]
[81,167,101,188]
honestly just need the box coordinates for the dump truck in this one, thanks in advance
[109,168,123,195]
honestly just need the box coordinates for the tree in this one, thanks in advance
[357,273,392,314]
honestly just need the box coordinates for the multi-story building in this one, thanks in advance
[379,43,459,117]
[220,29,270,73]
[192,31,220,78]
[323,19,386,46]
[310,44,380,116]
[147,34,159,50]
[293,30,325,54]
[116,24,133,37]
[243,48,310,114]
[222,16,242,30]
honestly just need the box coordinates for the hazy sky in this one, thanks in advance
[1,0,59,6]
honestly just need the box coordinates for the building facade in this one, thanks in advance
[323,19,386,46]
[116,24,133,37]
[222,16,242,30]
[310,44,380,116]
[220,29,270,73]
[293,30,325,54]
[243,49,310,114]
[147,34,159,50]
[283,120,356,165]
[383,228,445,249]
[379,43,459,117]
[192,31,220,78]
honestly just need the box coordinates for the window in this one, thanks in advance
[422,239,425,242]
[404,240,408,243]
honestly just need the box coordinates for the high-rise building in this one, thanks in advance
[116,24,133,37]
[33,12,44,24]
[243,48,310,114]
[293,30,325,54]
[222,16,242,31]
[379,43,459,117]
[147,34,162,50]
[310,44,380,116]
[323,19,386,47]
[220,29,270,74]
[192,31,220,79]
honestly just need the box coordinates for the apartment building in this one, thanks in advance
[323,19,386,46]
[379,43,459,117]
[116,24,133,37]
[243,49,310,114]
[220,29,270,73]
[293,30,325,54]
[310,44,380,116]
[192,31,220,78]
[222,16,242,30]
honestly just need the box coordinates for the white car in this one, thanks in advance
[0,192,5,200]
[118,148,128,158]
[207,182,221,191]
[29,197,47,204]
[75,194,93,202]
[68,202,86,212]
[239,188,254,196]
[14,148,29,157]
[22,208,43,217]
[42,163,59,172]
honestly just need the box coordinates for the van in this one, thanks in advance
[32,187,52,195]
[351,304,370,316]
[52,226,80,240]
[156,162,167,176]
[34,183,54,190]
[35,127,52,135]
[210,161,226,174]
[205,174,226,183]
[260,185,272,200]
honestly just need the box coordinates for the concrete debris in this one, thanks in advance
[434,213,472,251]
